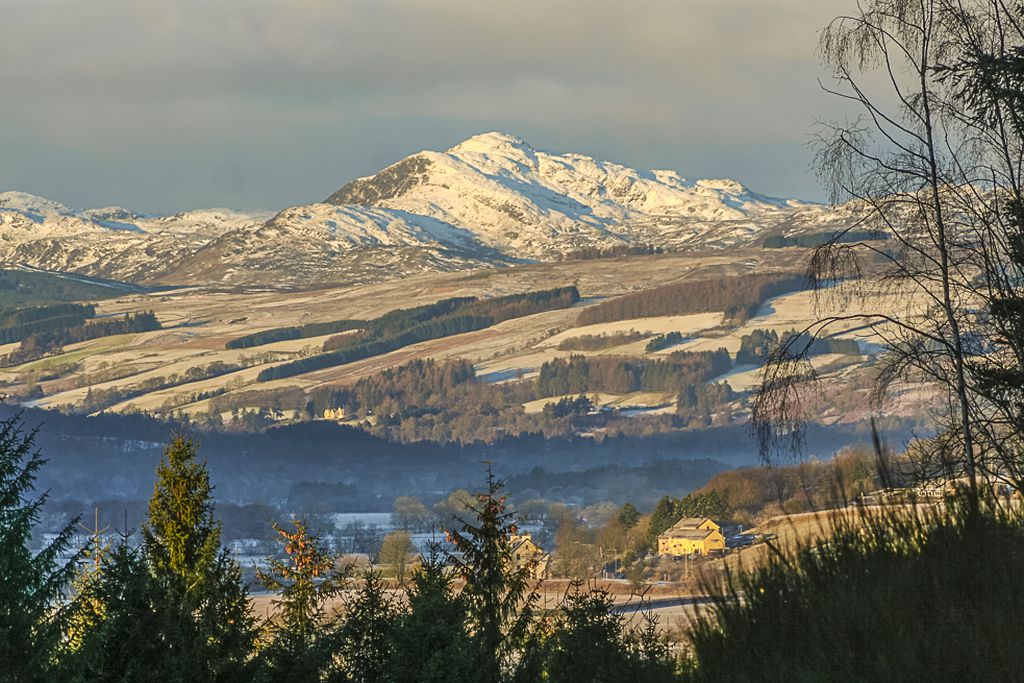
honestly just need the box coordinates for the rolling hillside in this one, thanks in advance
[0,249,932,443]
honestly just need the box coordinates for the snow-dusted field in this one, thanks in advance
[522,391,675,414]
[712,353,857,393]
[539,312,724,348]
[673,286,927,356]
[0,247,932,423]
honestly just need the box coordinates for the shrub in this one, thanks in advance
[685,498,1024,681]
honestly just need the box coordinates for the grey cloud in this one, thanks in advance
[0,0,853,212]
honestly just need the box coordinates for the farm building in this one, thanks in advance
[510,533,550,579]
[658,517,726,556]
[322,407,346,420]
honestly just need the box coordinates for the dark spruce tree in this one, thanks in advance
[445,469,538,683]
[65,533,170,682]
[256,520,348,681]
[141,435,257,682]
[334,571,399,683]
[389,546,476,683]
[541,583,677,683]
[0,414,83,683]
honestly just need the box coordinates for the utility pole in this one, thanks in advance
[78,506,110,570]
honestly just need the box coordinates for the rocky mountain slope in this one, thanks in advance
[326,132,850,259]
[1,134,854,287]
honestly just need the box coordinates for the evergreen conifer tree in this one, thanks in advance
[0,414,82,683]
[445,468,538,683]
[390,546,476,683]
[542,583,678,683]
[64,510,110,660]
[647,496,680,548]
[141,435,257,681]
[257,520,347,680]
[617,503,641,530]
[65,533,169,682]
[544,584,632,683]
[334,571,398,683]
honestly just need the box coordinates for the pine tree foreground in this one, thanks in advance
[69,435,258,682]
[0,414,82,683]
[6,428,680,681]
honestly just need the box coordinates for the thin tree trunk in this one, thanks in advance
[918,8,980,510]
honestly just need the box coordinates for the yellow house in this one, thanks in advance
[658,517,725,556]
[323,407,346,420]
[510,533,550,579]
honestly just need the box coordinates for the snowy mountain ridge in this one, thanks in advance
[321,132,847,260]
[0,191,272,283]
[0,133,853,286]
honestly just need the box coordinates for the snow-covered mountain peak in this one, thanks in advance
[0,191,276,283]
[0,191,73,219]
[651,169,688,186]
[316,131,835,261]
[448,131,530,155]
[0,135,853,288]
[444,132,541,179]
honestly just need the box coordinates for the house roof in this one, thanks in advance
[674,517,714,529]
[511,536,544,555]
[659,528,715,541]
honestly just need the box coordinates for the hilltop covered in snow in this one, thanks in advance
[0,133,854,286]
[322,132,848,258]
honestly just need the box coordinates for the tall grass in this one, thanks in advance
[684,495,1024,681]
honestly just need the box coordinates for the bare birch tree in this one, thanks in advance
[754,0,1024,506]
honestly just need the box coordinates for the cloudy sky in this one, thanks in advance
[0,0,853,213]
